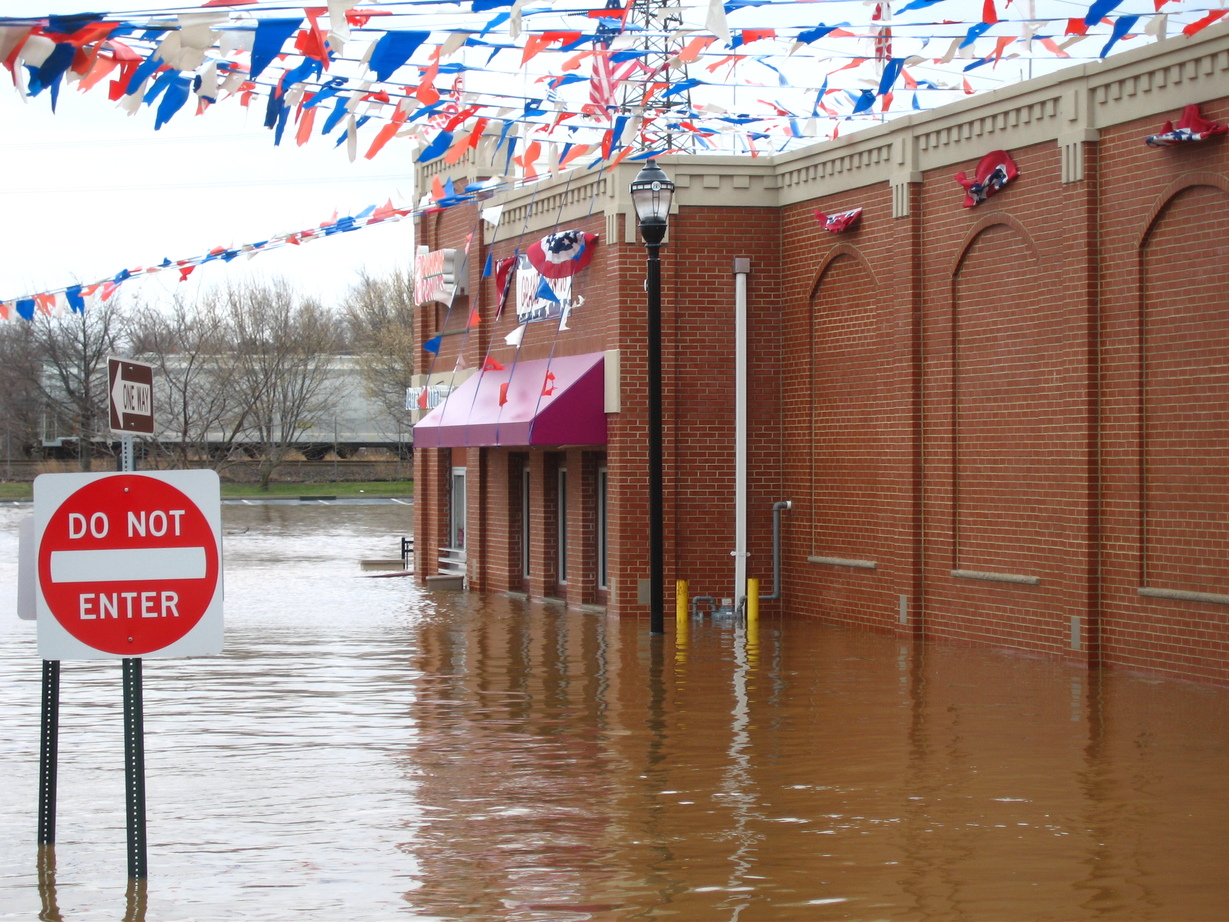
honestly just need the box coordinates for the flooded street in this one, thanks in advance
[2,501,1229,920]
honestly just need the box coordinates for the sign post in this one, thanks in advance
[37,660,59,847]
[32,469,222,880]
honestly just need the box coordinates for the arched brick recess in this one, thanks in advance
[922,217,1077,653]
[805,247,895,629]
[1136,183,1229,596]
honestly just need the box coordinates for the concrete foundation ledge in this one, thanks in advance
[952,569,1040,586]
[361,559,409,571]
[808,555,877,570]
[1139,586,1229,606]
[426,574,466,591]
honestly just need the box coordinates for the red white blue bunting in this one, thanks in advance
[5,1,1229,311]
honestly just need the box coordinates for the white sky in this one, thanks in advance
[1,3,419,312]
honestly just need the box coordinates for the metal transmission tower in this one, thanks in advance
[620,0,698,154]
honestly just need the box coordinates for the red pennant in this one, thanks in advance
[542,371,556,396]
[498,383,509,406]
[483,356,505,372]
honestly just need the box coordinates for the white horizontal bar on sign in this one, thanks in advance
[50,547,207,583]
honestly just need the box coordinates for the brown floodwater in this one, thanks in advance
[1,500,1228,921]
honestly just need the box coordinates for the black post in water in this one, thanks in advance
[630,159,674,636]
[645,238,664,635]
[37,660,60,846]
[122,658,147,880]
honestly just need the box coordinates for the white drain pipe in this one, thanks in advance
[733,257,751,608]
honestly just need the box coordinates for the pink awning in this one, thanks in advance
[414,352,607,448]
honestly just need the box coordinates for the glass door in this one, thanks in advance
[450,467,466,549]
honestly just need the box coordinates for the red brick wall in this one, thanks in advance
[663,207,782,606]
[1099,103,1229,683]
[415,91,1229,684]
[773,181,921,634]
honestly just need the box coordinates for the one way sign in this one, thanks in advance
[109,357,155,435]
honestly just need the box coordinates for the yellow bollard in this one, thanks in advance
[746,577,760,666]
[675,580,689,665]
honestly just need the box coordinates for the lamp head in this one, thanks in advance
[630,159,674,245]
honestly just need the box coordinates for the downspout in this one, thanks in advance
[733,257,791,609]
[733,257,751,609]
[759,500,792,601]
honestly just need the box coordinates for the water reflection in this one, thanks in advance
[2,502,1228,920]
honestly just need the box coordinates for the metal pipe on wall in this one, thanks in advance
[733,258,751,608]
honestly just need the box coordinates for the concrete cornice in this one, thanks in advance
[765,19,1229,209]
[416,20,1229,233]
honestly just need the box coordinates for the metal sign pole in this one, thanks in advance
[118,433,148,880]
[122,657,147,880]
[37,659,59,846]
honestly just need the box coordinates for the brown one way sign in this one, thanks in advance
[109,357,155,435]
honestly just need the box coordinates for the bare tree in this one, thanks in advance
[341,267,416,454]
[0,321,45,468]
[128,294,248,469]
[222,280,344,490]
[28,299,126,471]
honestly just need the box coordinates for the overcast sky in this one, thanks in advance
[1,4,419,312]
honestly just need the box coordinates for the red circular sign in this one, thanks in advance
[38,474,220,655]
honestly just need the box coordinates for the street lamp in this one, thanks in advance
[631,159,674,635]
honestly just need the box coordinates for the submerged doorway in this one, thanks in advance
[449,467,466,551]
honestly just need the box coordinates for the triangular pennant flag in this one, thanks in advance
[423,335,442,354]
[535,276,560,304]
[483,356,506,371]
[498,382,509,406]
[482,204,504,228]
[542,371,556,396]
[505,324,527,347]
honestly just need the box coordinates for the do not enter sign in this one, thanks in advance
[35,471,223,660]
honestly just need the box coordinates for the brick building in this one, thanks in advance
[412,22,1229,685]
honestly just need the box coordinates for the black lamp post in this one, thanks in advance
[630,159,674,635]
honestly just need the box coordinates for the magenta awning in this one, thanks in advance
[414,352,607,448]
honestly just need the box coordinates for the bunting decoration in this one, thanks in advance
[1,198,416,319]
[1146,104,1228,146]
[5,1,1229,311]
[493,256,518,319]
[955,150,1019,208]
[3,0,1220,182]
[526,231,599,279]
[815,208,863,233]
